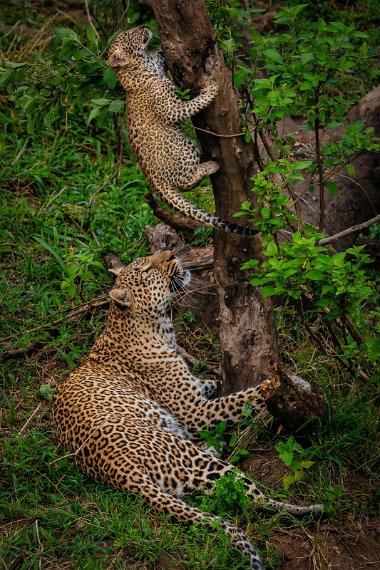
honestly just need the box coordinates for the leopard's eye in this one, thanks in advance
[143,28,150,42]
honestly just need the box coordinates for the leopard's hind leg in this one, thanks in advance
[75,420,264,568]
[181,160,220,190]
[75,421,321,569]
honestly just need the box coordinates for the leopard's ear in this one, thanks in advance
[108,261,125,277]
[107,49,128,68]
[109,288,133,307]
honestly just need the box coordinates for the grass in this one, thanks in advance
[1,2,379,569]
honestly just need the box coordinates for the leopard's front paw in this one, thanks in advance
[200,75,219,100]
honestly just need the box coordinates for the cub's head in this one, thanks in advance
[107,26,152,69]
[109,251,190,314]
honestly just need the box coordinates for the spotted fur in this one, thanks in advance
[107,26,257,236]
[51,251,322,569]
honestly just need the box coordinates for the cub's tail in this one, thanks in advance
[152,182,258,237]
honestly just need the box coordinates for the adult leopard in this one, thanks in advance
[107,26,257,236]
[51,251,322,570]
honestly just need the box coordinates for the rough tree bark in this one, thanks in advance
[139,0,327,426]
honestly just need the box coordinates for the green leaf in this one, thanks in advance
[293,470,305,482]
[38,385,56,402]
[299,81,311,91]
[332,252,346,267]
[304,270,325,281]
[87,107,100,125]
[281,451,294,466]
[216,420,227,436]
[263,49,284,64]
[91,98,111,106]
[108,100,124,113]
[103,67,118,89]
[346,163,356,176]
[295,161,313,170]
[86,26,98,46]
[325,180,339,197]
[55,27,79,43]
[261,207,271,219]
[283,474,295,490]
[300,53,314,64]
[299,460,314,469]
[262,285,276,298]
[241,259,259,270]
[266,241,278,256]
[234,67,250,88]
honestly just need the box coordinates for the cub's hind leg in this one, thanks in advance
[179,160,220,191]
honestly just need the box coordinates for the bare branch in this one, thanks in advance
[318,213,380,245]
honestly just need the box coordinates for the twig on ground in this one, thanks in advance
[34,519,43,570]
[18,404,42,436]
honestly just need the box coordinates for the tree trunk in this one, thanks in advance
[141,0,280,393]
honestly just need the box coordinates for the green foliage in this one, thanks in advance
[250,236,373,310]
[198,470,251,517]
[38,384,56,401]
[245,233,377,374]
[242,228,378,378]
[0,24,124,133]
[200,419,230,454]
[227,5,380,381]
[246,15,376,126]
[199,404,258,464]
[275,436,314,491]
[323,121,379,169]
[235,159,311,234]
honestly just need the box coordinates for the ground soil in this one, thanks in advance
[247,450,380,570]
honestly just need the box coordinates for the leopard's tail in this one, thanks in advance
[151,182,258,237]
[135,479,265,570]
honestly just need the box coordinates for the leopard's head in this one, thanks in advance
[108,251,190,315]
[107,26,153,69]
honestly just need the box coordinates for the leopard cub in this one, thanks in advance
[107,26,257,236]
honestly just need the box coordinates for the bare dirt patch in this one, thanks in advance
[248,449,380,569]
